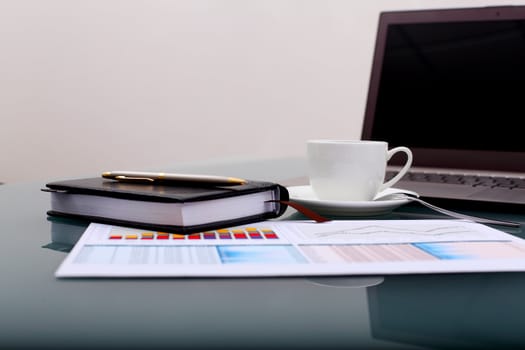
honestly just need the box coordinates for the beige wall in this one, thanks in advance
[1,0,522,183]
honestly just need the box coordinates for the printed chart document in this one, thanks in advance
[55,220,525,278]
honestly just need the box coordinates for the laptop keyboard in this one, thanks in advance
[386,171,525,189]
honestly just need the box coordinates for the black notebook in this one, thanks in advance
[361,6,525,208]
[43,177,289,234]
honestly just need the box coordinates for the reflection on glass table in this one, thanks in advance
[368,273,525,349]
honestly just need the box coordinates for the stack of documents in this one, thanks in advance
[55,219,525,278]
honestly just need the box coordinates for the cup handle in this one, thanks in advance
[378,146,413,192]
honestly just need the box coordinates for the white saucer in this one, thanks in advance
[287,185,415,217]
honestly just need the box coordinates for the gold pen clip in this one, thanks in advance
[114,176,155,183]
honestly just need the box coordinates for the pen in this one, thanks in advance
[102,171,247,186]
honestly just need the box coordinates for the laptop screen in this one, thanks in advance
[362,6,525,172]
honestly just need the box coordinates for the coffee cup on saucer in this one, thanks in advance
[307,139,413,202]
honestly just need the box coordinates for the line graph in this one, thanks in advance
[312,224,471,238]
[282,220,510,244]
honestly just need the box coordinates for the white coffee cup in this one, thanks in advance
[307,140,413,201]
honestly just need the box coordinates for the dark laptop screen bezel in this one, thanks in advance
[361,6,525,172]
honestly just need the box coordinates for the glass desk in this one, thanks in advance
[1,157,524,349]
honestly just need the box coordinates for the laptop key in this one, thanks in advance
[512,179,525,189]
[474,176,496,187]
[492,178,517,188]
[442,175,464,184]
[461,175,481,185]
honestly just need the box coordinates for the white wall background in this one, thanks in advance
[1,0,523,183]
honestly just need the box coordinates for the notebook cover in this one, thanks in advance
[45,177,286,202]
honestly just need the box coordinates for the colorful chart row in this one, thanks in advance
[108,228,279,241]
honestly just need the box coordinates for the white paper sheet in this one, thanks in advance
[55,220,525,278]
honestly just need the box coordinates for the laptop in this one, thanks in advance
[361,5,525,208]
